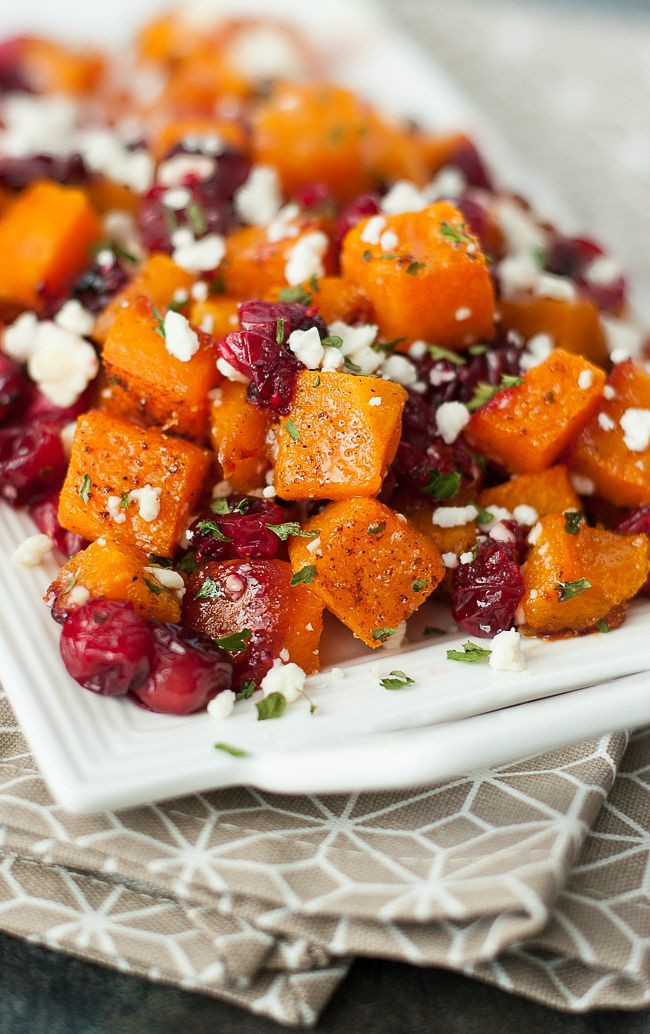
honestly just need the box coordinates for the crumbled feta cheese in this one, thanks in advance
[0,94,78,158]
[284,231,328,286]
[157,154,215,187]
[143,567,186,596]
[163,186,191,210]
[520,333,554,372]
[60,421,77,458]
[601,316,644,360]
[584,255,622,287]
[328,320,378,357]
[369,396,382,407]
[163,310,200,362]
[306,536,321,554]
[380,180,428,215]
[455,306,471,321]
[129,485,162,522]
[267,203,300,243]
[598,412,616,432]
[361,215,387,245]
[67,585,90,608]
[380,229,399,251]
[498,253,540,297]
[569,472,595,496]
[535,273,577,302]
[28,324,99,408]
[382,354,418,387]
[408,340,428,360]
[207,689,236,720]
[78,129,153,193]
[107,496,127,524]
[173,233,225,273]
[527,522,543,545]
[441,552,459,569]
[488,629,526,672]
[426,166,466,200]
[322,346,344,371]
[3,311,40,361]
[234,165,282,226]
[288,327,324,370]
[478,505,512,530]
[381,621,407,650]
[217,357,249,383]
[489,521,516,544]
[260,659,306,703]
[620,408,650,452]
[459,551,474,564]
[432,505,478,528]
[429,367,457,387]
[577,369,594,391]
[494,197,547,256]
[54,300,95,337]
[11,533,53,566]
[603,385,616,400]
[191,280,209,302]
[435,401,470,444]
[200,315,215,334]
[262,484,276,499]
[512,504,539,526]
[227,25,305,81]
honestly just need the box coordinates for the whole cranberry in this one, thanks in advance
[28,490,86,557]
[22,383,93,428]
[0,37,32,93]
[445,138,493,191]
[60,599,154,697]
[0,353,29,424]
[72,255,131,315]
[451,538,524,638]
[546,234,626,314]
[218,329,302,413]
[188,496,288,562]
[335,193,380,246]
[238,299,326,340]
[0,422,67,505]
[293,181,335,213]
[133,623,232,715]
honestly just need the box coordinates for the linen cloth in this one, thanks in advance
[2,0,650,1025]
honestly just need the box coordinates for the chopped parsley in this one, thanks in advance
[320,335,343,349]
[120,491,130,509]
[380,670,415,691]
[344,357,362,373]
[256,692,286,721]
[447,641,492,663]
[467,381,499,412]
[429,344,465,366]
[267,522,318,542]
[214,629,252,653]
[285,418,300,441]
[168,295,189,313]
[564,511,583,536]
[149,553,173,567]
[313,374,321,387]
[185,199,207,235]
[368,522,386,535]
[275,318,285,344]
[423,469,461,500]
[555,579,592,602]
[440,221,472,246]
[94,240,138,265]
[143,576,164,595]
[362,249,372,263]
[152,306,166,338]
[214,742,248,758]
[406,260,425,276]
[371,627,396,643]
[412,579,428,593]
[468,344,489,356]
[210,497,231,515]
[471,501,494,525]
[501,374,524,389]
[278,285,312,305]
[597,618,609,633]
[61,574,76,596]
[308,275,320,293]
[290,564,317,586]
[78,474,92,504]
[236,679,257,700]
[196,519,231,542]
[178,551,198,575]
[194,576,223,601]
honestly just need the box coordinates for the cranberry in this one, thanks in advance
[445,138,493,191]
[293,181,335,213]
[238,299,327,340]
[458,196,492,254]
[188,496,288,562]
[546,234,626,313]
[218,329,302,413]
[617,507,650,597]
[0,422,67,505]
[0,153,87,191]
[335,193,380,246]
[392,437,483,503]
[490,518,527,563]
[0,38,32,93]
[71,255,131,315]
[28,490,86,557]
[451,538,524,638]
[133,622,232,715]
[0,353,29,424]
[60,599,154,697]
[22,383,93,429]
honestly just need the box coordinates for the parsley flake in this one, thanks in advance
[362,249,372,263]
[368,522,386,535]
[178,551,198,575]
[236,680,256,700]
[471,501,495,525]
[308,274,320,293]
[447,641,492,663]
[267,522,318,542]
[406,260,425,276]
[94,240,138,265]
[143,576,164,595]
[555,578,592,602]
[423,469,461,500]
[371,627,396,643]
[148,553,173,567]
[564,511,583,536]
[275,318,285,344]
[61,574,76,596]
[320,335,343,349]
[152,306,166,338]
[501,374,524,389]
[380,670,415,691]
[467,381,500,412]
[597,618,609,633]
[344,357,362,373]
[285,418,300,441]
[214,742,248,757]
[440,221,472,246]
[429,344,465,366]
[468,344,489,356]
[278,286,312,305]
[194,576,223,601]
[120,491,130,509]
[210,497,231,515]
[186,199,207,235]
[313,373,321,387]
[196,519,231,542]
[412,579,427,592]
[215,629,252,653]
[290,564,317,586]
[78,474,91,504]
[256,692,286,721]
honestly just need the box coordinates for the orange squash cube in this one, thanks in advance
[102,296,220,441]
[58,410,211,556]
[406,507,477,593]
[0,181,100,310]
[341,201,494,345]
[210,382,271,490]
[521,514,649,636]
[151,117,248,162]
[94,253,194,344]
[289,498,444,648]
[20,36,104,94]
[48,539,182,624]
[268,276,373,326]
[224,221,334,299]
[479,465,581,517]
[274,370,406,500]
[466,350,606,474]
[568,361,650,507]
[499,297,609,368]
[182,558,324,678]
[189,295,240,338]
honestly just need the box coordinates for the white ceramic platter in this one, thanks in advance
[1,0,649,812]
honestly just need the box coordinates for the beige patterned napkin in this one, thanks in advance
[2,682,649,1026]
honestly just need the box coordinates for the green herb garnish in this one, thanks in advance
[424,626,446,637]
[368,522,386,535]
[423,469,461,500]
[412,579,427,593]
[214,742,248,757]
[278,286,312,305]
[267,522,318,542]
[447,641,492,663]
[79,474,91,504]
[236,680,256,700]
[313,373,321,387]
[555,579,592,602]
[564,511,583,536]
[194,576,223,601]
[343,357,361,373]
[214,629,252,653]
[440,221,472,246]
[285,418,300,441]
[501,374,524,389]
[320,335,343,349]
[371,627,396,644]
[429,344,465,366]
[290,564,317,586]
[152,306,166,338]
[406,260,425,276]
[178,551,198,576]
[597,619,609,633]
[275,318,285,344]
[196,519,231,542]
[186,199,207,235]
[210,497,231,515]
[256,692,286,721]
[380,670,415,691]
[143,576,164,595]
[362,249,372,263]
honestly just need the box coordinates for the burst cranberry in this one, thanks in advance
[0,354,29,424]
[451,538,524,638]
[335,193,380,245]
[489,518,527,563]
[188,496,288,562]
[546,234,626,314]
[71,255,131,315]
[218,329,302,412]
[133,623,232,715]
[0,422,66,505]
[22,383,93,428]
[28,490,86,556]
[0,37,31,93]
[0,153,87,191]
[445,138,493,190]
[238,299,327,340]
[60,599,154,697]
[293,181,335,213]
[392,437,482,502]
[458,196,491,254]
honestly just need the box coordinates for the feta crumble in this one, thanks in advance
[432,505,478,528]
[435,401,470,444]
[107,496,127,524]
[284,231,328,286]
[488,629,526,672]
[267,203,300,243]
[459,551,474,564]
[157,154,215,187]
[129,485,162,522]
[360,215,386,245]
[520,332,554,372]
[577,369,594,391]
[28,324,99,408]
[598,412,616,432]
[260,660,307,703]
[173,233,225,273]
[234,165,282,226]
[217,357,249,383]
[163,310,200,362]
[143,567,186,597]
[584,255,622,287]
[11,534,53,566]
[620,408,650,452]
[380,180,428,215]
[369,396,382,407]
[207,689,236,720]
[382,354,418,387]
[288,327,324,370]
[512,504,539,526]
[380,229,399,251]
[569,472,595,496]
[54,300,95,337]
[455,306,471,321]
[442,552,459,569]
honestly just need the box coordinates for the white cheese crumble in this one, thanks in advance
[498,253,540,297]
[488,629,526,672]
[408,340,428,360]
[143,567,186,597]
[28,324,99,408]
[489,521,516,544]
[380,229,399,251]
[459,551,474,565]
[0,94,78,158]
[191,280,209,302]
[535,272,577,302]
[207,689,236,720]
[584,255,622,287]
[432,505,478,528]
[11,534,53,566]
[217,357,249,383]
[380,180,428,215]
[173,233,225,273]
[157,154,215,187]
[288,327,324,370]
[494,197,547,256]
[520,333,554,372]
[163,187,191,210]
[322,346,344,372]
[60,421,77,458]
[455,306,471,321]
[570,472,596,496]
[260,660,306,703]
[284,231,328,286]
[426,166,466,200]
[67,585,90,608]
[306,536,321,555]
[478,505,512,530]
[382,354,418,387]
[234,165,282,226]
[361,215,387,245]
[527,522,542,545]
[577,369,594,391]
[129,485,162,522]
[435,401,470,444]
[54,300,95,337]
[369,396,382,407]
[107,496,127,524]
[620,408,650,452]
[512,504,539,526]
[442,552,459,569]
[78,129,153,193]
[3,311,40,362]
[163,310,200,362]
[598,412,616,432]
[267,203,300,243]
[603,385,616,400]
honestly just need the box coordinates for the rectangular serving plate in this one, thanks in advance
[1,0,649,812]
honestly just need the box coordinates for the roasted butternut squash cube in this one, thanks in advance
[94,254,193,343]
[210,382,271,490]
[48,539,181,624]
[102,296,220,441]
[479,465,581,518]
[190,295,240,338]
[58,410,211,556]
[466,350,605,474]
[274,370,406,500]
[224,221,334,299]
[521,514,649,636]
[0,181,100,310]
[182,558,324,681]
[341,201,494,345]
[568,361,650,507]
[269,276,373,326]
[20,36,104,94]
[289,498,444,648]
[406,507,478,593]
[499,297,609,368]
[151,117,248,162]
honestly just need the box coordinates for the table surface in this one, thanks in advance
[1,931,648,1034]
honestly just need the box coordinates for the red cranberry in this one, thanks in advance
[457,196,491,253]
[218,329,302,413]
[0,37,32,93]
[293,181,335,213]
[0,153,87,191]
[490,518,527,563]
[71,255,131,315]
[335,193,380,246]
[60,599,154,697]
[392,437,482,503]
[133,623,232,715]
[238,299,327,340]
[451,538,524,638]
[22,383,93,428]
[0,353,29,424]
[0,422,67,505]
[617,507,650,597]
[445,139,493,190]
[546,234,626,314]
[188,496,287,562]
[28,490,86,557]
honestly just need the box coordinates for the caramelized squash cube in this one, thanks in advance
[94,253,193,343]
[479,465,581,517]
[224,221,334,299]
[58,410,210,556]
[210,382,271,491]
[288,498,444,648]
[499,297,609,367]
[189,295,240,338]
[466,349,605,474]
[274,370,406,500]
